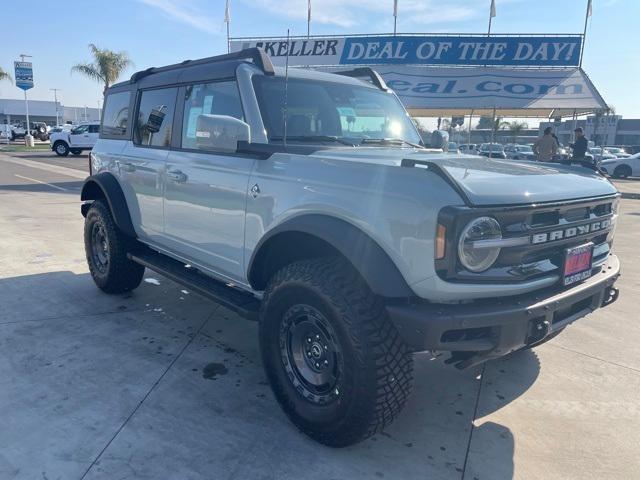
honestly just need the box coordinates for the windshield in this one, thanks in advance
[606,147,623,154]
[517,146,533,153]
[252,75,422,146]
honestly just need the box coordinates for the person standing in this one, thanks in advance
[569,127,597,171]
[533,127,558,162]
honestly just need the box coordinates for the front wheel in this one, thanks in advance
[54,141,69,156]
[613,165,632,179]
[84,200,144,294]
[259,257,413,447]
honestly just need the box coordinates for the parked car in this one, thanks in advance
[10,122,50,141]
[459,143,477,154]
[599,152,640,178]
[0,124,15,141]
[81,48,621,447]
[588,147,616,161]
[603,146,630,158]
[447,141,460,154]
[478,143,507,159]
[50,122,100,156]
[506,145,536,160]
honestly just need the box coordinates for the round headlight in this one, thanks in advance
[457,217,502,272]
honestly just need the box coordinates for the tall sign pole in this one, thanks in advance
[579,0,592,68]
[15,54,34,145]
[307,0,311,38]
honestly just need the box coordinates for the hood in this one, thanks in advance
[310,147,618,206]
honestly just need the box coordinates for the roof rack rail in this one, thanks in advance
[335,67,389,91]
[130,47,275,83]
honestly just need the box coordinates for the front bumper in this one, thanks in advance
[387,254,620,369]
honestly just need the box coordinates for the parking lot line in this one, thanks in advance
[14,174,69,191]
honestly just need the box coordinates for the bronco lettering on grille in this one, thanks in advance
[531,218,611,244]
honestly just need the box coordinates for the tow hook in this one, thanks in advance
[601,287,619,307]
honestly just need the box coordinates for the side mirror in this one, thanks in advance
[195,114,250,152]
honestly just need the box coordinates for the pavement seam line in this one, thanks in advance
[461,363,487,480]
[0,153,88,179]
[548,342,640,374]
[14,174,69,191]
[79,307,218,480]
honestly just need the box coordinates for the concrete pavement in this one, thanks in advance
[0,150,638,480]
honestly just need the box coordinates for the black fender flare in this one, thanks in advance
[248,214,414,298]
[80,172,136,238]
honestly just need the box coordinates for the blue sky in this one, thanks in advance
[0,0,637,119]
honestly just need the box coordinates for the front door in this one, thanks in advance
[163,80,253,282]
[117,87,178,243]
[69,125,91,148]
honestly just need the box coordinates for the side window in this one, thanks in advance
[181,81,243,150]
[101,91,130,137]
[135,87,177,147]
[72,125,89,134]
[89,125,100,133]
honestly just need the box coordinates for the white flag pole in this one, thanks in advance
[225,0,231,53]
[307,0,311,38]
[579,0,592,68]
[393,0,398,35]
[488,0,496,36]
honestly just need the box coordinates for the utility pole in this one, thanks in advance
[50,88,61,126]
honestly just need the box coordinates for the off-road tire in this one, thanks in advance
[259,257,413,447]
[53,141,69,156]
[84,200,144,294]
[613,165,632,179]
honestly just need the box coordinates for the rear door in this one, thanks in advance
[164,80,254,281]
[118,87,178,243]
[87,124,100,147]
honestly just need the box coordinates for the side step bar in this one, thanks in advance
[128,251,260,321]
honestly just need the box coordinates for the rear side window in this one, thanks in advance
[181,81,243,150]
[101,91,130,137]
[89,125,100,133]
[135,87,178,148]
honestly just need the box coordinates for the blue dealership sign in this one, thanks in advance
[14,61,34,91]
[340,36,582,67]
[231,35,583,67]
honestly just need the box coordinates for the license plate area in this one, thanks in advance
[563,243,594,286]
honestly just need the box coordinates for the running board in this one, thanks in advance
[128,251,260,321]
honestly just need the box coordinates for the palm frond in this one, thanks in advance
[72,44,133,91]
[0,68,12,84]
[71,63,105,83]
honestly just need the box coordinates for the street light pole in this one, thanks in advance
[50,88,61,126]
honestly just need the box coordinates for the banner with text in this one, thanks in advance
[230,35,582,67]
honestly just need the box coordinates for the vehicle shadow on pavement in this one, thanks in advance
[0,270,539,480]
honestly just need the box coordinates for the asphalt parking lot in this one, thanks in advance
[0,150,639,480]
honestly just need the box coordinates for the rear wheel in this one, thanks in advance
[259,257,413,447]
[54,141,69,156]
[84,200,144,294]
[613,165,632,179]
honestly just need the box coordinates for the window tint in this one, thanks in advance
[101,91,130,137]
[72,125,89,134]
[89,124,100,133]
[135,88,177,147]
[181,81,243,150]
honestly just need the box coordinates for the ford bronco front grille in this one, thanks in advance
[436,195,619,284]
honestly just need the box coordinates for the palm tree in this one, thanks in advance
[0,67,12,83]
[507,121,528,143]
[72,44,132,95]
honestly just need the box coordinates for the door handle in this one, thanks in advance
[167,169,187,183]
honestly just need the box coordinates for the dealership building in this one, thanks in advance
[0,98,100,126]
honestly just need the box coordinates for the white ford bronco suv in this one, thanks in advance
[82,48,621,447]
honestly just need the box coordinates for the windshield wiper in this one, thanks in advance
[270,135,355,146]
[359,138,423,149]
